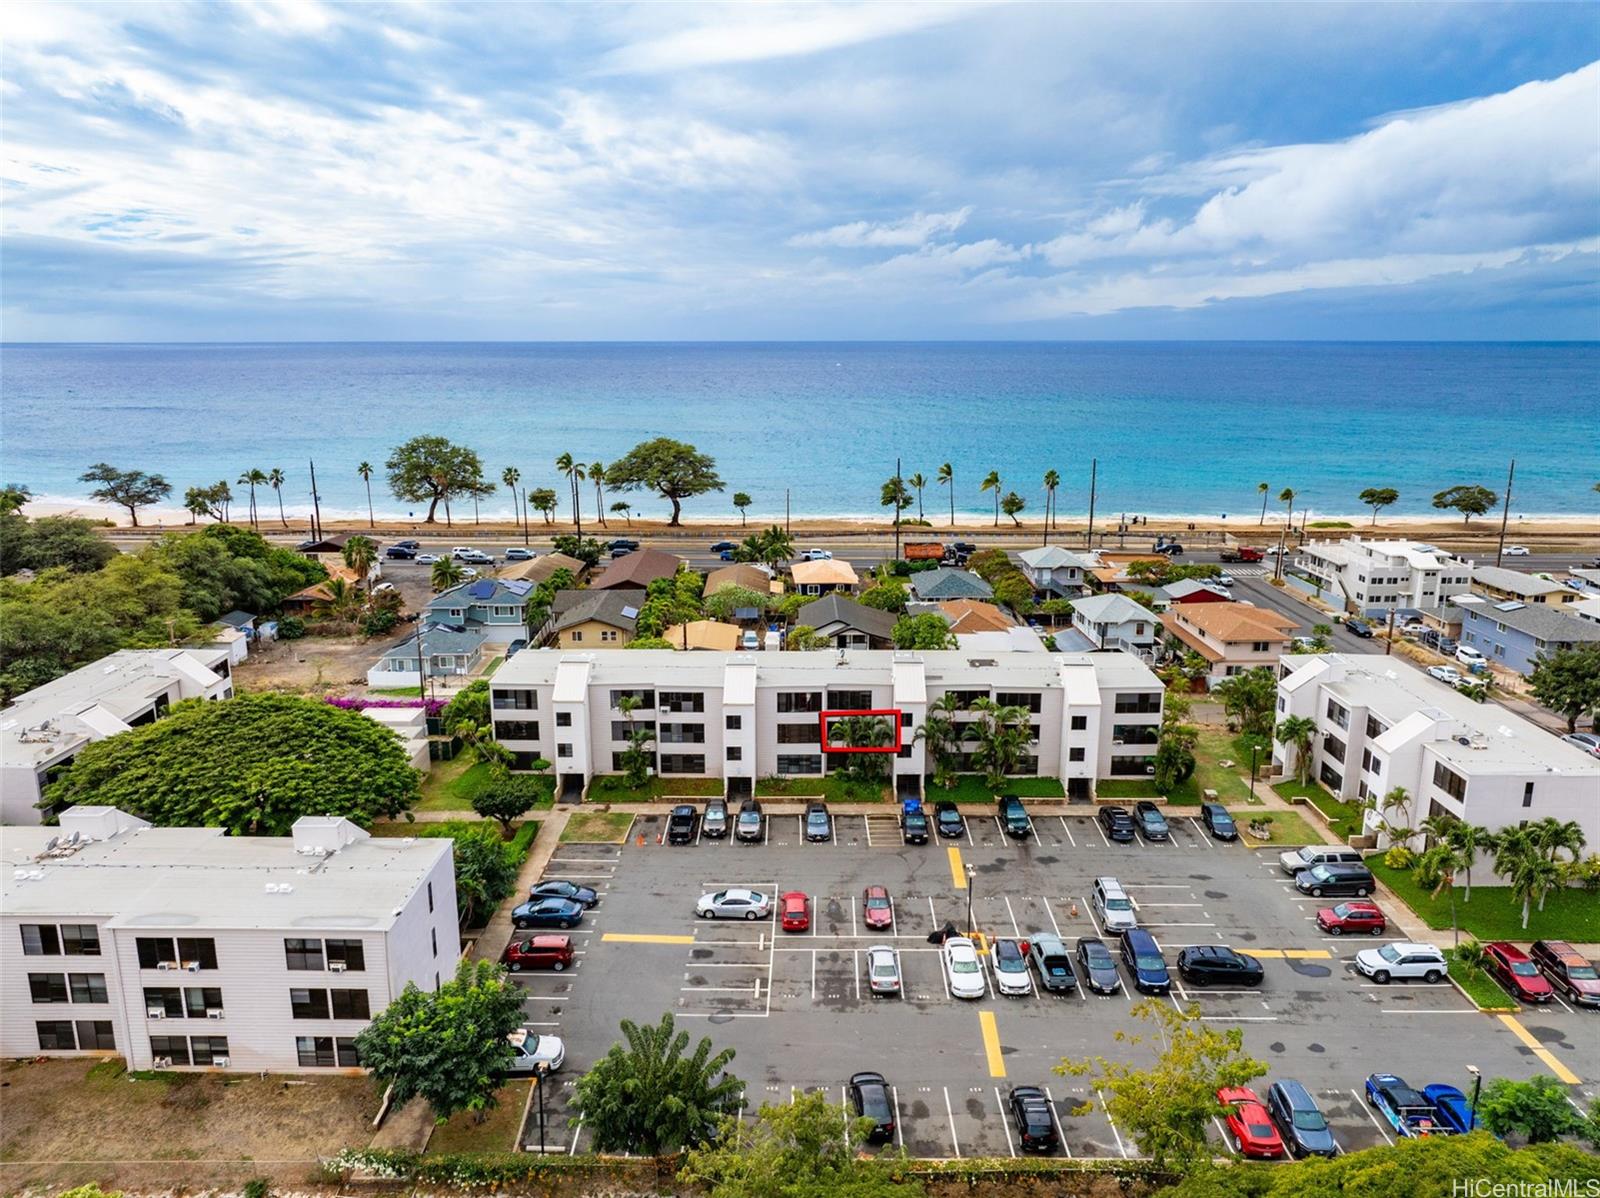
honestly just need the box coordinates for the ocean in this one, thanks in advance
[2,341,1596,522]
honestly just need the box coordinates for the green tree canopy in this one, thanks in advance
[858,581,908,613]
[0,514,117,576]
[605,437,724,526]
[452,823,522,924]
[785,624,828,651]
[385,436,487,523]
[551,534,602,567]
[1528,643,1600,733]
[1212,666,1278,736]
[1477,1077,1589,1143]
[732,491,752,524]
[442,679,491,733]
[145,525,325,621]
[1432,484,1498,524]
[354,960,525,1124]
[1000,490,1026,525]
[183,481,233,523]
[892,612,957,650]
[704,584,770,621]
[528,486,559,524]
[42,694,421,832]
[1358,486,1400,524]
[79,462,172,527]
[471,766,549,839]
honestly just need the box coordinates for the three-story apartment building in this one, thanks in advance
[1295,537,1473,617]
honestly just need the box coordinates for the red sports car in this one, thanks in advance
[780,891,811,933]
[1217,1087,1285,1159]
[862,885,894,931]
[1483,941,1554,1004]
[1316,901,1387,936]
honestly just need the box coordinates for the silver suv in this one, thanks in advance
[1092,877,1137,935]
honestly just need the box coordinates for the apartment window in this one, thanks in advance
[1431,762,1467,802]
[61,925,101,956]
[291,989,331,1020]
[726,745,742,761]
[498,720,540,739]
[659,691,705,713]
[827,689,874,711]
[897,743,913,759]
[726,714,742,730]
[1366,715,1388,739]
[1111,724,1160,745]
[900,711,913,728]
[1108,755,1154,777]
[29,974,69,1004]
[190,1036,229,1065]
[776,691,823,714]
[325,940,365,971]
[659,722,706,744]
[556,711,572,727]
[1523,782,1535,809]
[22,925,60,956]
[145,988,184,1018]
[493,688,538,710]
[609,689,655,709]
[75,1021,115,1050]
[944,689,988,710]
[777,723,821,744]
[36,1021,78,1050]
[1325,699,1349,730]
[995,692,1043,713]
[1112,693,1162,714]
[611,719,654,741]
[69,974,108,1004]
[184,988,223,1017]
[136,938,179,970]
[150,1035,192,1066]
[1324,735,1346,764]
[431,928,438,957]
[659,754,706,774]
[611,753,628,771]
[297,1036,336,1067]
[177,939,218,970]
[284,939,324,971]
[776,753,823,775]
[1319,763,1343,790]
[1070,715,1088,731]
[557,743,573,758]
[1068,747,1086,763]
[331,990,370,1020]
[1251,641,1270,653]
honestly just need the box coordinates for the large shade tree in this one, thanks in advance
[605,438,724,526]
[79,463,172,527]
[385,436,487,523]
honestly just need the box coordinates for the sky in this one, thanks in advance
[3,1,1598,341]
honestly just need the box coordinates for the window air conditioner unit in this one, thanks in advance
[206,1008,225,1020]
[1112,739,1124,746]
[328,961,348,973]
[156,961,174,971]
[212,1056,230,1068]
[147,1007,165,1019]
[153,1057,172,1069]
[184,961,201,972]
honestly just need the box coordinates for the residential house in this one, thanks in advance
[662,620,743,651]
[1160,603,1298,684]
[938,599,1016,636]
[791,559,861,597]
[1,650,234,826]
[1,807,456,1072]
[1069,593,1158,657]
[1566,568,1600,594]
[1456,597,1600,674]
[1017,546,1097,598]
[497,552,589,586]
[1274,653,1599,859]
[1153,579,1234,609]
[280,564,367,616]
[1571,596,1600,625]
[956,627,1049,653]
[359,706,431,769]
[795,595,897,650]
[1294,536,1472,616]
[1087,554,1166,592]
[590,549,685,591]
[704,563,778,598]
[907,567,991,602]
[490,648,1164,802]
[208,610,259,667]
[296,535,381,584]
[425,578,534,644]
[1470,565,1578,606]
[545,589,647,649]
[365,625,486,688]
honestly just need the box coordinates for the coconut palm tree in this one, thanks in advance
[980,470,1002,527]
[342,535,378,583]
[1366,785,1415,846]
[1494,828,1563,929]
[1043,469,1060,533]
[1279,487,1296,528]
[266,467,288,527]
[237,469,266,530]
[1445,821,1492,903]
[556,453,585,538]
[1257,482,1270,525]
[314,578,365,626]
[430,556,465,592]
[501,466,522,539]
[906,472,927,521]
[1530,817,1587,866]
[915,695,962,788]
[356,461,376,528]
[590,462,607,527]
[968,697,1033,787]
[1273,715,1318,786]
[937,462,954,527]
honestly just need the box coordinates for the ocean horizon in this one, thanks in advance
[4,341,1597,523]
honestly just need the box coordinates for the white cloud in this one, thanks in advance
[789,206,973,248]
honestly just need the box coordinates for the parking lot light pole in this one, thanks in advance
[1248,742,1260,800]
[1466,1064,1482,1129]
[535,1061,549,1154]
[965,863,976,937]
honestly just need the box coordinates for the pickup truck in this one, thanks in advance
[904,542,944,562]
[997,795,1032,838]
[1219,546,1264,563]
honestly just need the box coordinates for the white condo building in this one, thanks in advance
[3,807,456,1072]
[1274,654,1600,850]
[489,649,1166,802]
[1294,537,1473,617]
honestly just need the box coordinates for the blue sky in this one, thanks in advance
[3,2,1597,340]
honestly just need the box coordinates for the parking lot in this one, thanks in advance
[511,807,1598,1158]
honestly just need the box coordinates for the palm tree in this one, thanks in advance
[1443,821,1492,904]
[907,473,927,521]
[611,501,633,525]
[1494,828,1562,929]
[1043,469,1060,533]
[1415,837,1464,946]
[501,466,522,540]
[237,469,266,530]
[937,462,954,527]
[1531,817,1587,867]
[1273,715,1317,786]
[342,535,378,583]
[266,468,288,527]
[1368,785,1415,846]
[590,462,607,527]
[430,556,465,592]
[314,578,365,626]
[968,698,1033,787]
[1257,482,1270,525]
[556,453,585,538]
[980,470,1002,527]
[915,694,962,788]
[0,483,32,515]
[357,462,375,528]
[1279,487,1296,528]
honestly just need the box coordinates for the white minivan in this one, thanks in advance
[1456,645,1487,667]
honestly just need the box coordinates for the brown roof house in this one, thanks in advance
[591,548,685,590]
[938,599,1017,635]
[545,589,647,648]
[1161,603,1297,686]
[498,552,590,586]
[790,558,860,597]
[661,620,744,651]
[704,563,780,597]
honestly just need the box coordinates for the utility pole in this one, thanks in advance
[893,457,902,563]
[785,489,790,536]
[1384,607,1396,654]
[1085,459,1097,551]
[308,460,323,540]
[1494,459,1515,568]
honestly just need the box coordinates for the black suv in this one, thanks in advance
[1098,805,1136,843]
[1008,1086,1058,1153]
[848,1072,896,1143]
[1293,862,1374,898]
[1176,945,1264,987]
[384,544,417,560]
[666,805,698,845]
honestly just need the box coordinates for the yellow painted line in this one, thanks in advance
[948,846,966,889]
[978,1010,1006,1078]
[1249,949,1332,960]
[601,933,696,945]
[1498,1015,1581,1084]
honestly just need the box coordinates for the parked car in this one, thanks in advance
[1120,928,1170,994]
[1098,805,1136,843]
[506,638,527,658]
[666,804,699,845]
[1215,573,1235,587]
[1028,934,1076,993]
[608,539,640,552]
[1009,1086,1059,1153]
[529,880,598,907]
[1355,941,1447,984]
[1365,1073,1440,1138]
[1075,936,1122,994]
[804,802,832,842]
[1427,665,1464,685]
[501,935,574,972]
[848,1072,897,1143]
[1293,862,1375,898]
[735,799,763,843]
[740,630,760,650]
[865,944,902,996]
[511,898,584,930]
[997,795,1032,837]
[862,885,894,930]
[709,541,736,552]
[1200,803,1237,841]
[1559,732,1600,760]
[1133,801,1169,841]
[1482,941,1555,1004]
[504,547,536,561]
[1423,1083,1478,1134]
[1456,645,1487,667]
[1437,636,1459,655]
[799,548,833,560]
[384,545,417,560]
[780,891,811,933]
[1316,901,1387,936]
[1504,545,1530,556]
[416,553,441,564]
[991,937,1032,996]
[393,540,421,552]
[1177,945,1264,987]
[934,801,965,838]
[1218,1086,1285,1159]
[609,547,632,559]
[1091,877,1138,934]
[1265,1080,1338,1158]
[1529,940,1600,1007]
[702,798,729,838]
[453,548,493,564]
[1279,844,1364,876]
[942,935,986,999]
[899,800,929,844]
[696,888,771,920]
[502,1028,565,1075]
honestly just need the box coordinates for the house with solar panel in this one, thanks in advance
[424,577,535,644]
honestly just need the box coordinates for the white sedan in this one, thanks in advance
[416,553,440,564]
[1426,665,1463,685]
[696,888,771,920]
[942,935,987,999]
[503,1028,566,1074]
[1504,546,1530,556]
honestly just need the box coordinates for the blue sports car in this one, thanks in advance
[1422,1084,1478,1135]
[1365,1073,1440,1138]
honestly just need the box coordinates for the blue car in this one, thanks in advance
[512,897,585,930]
[1365,1073,1440,1138]
[1423,1084,1478,1134]
[1119,928,1170,994]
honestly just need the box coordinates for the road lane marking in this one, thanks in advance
[949,846,967,889]
[1498,1014,1582,1084]
[979,1010,1006,1078]
[602,933,695,944]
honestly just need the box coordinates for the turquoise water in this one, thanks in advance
[2,342,1595,520]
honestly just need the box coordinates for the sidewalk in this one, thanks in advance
[470,809,570,963]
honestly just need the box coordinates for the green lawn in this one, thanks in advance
[1232,807,1323,848]
[427,1081,530,1153]
[480,655,504,677]
[1274,779,1363,839]
[370,686,423,697]
[586,776,725,803]
[1368,857,1600,942]
[416,757,554,813]
[561,811,635,843]
[1097,730,1267,807]
[755,776,892,802]
[924,776,1065,803]
[1095,779,1162,799]
[1446,949,1518,1011]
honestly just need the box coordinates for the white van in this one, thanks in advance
[1278,845,1365,876]
[1091,877,1138,935]
[1456,645,1487,667]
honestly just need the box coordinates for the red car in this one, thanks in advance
[1483,941,1554,1004]
[501,935,574,972]
[1316,901,1387,936]
[780,891,811,933]
[1217,1086,1285,1159]
[862,885,894,931]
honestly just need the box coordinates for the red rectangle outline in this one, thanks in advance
[818,708,903,753]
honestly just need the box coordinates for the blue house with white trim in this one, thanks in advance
[1457,597,1600,675]
[425,578,533,644]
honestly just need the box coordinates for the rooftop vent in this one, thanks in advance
[967,659,997,668]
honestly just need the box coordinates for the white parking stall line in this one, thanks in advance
[1093,820,1111,848]
[1212,1115,1231,1150]
[993,815,1006,837]
[854,951,861,1002]
[1080,896,1104,938]
[811,952,817,1000]
[1043,1086,1071,1156]
[851,899,858,939]
[944,1086,962,1158]
[812,896,820,938]
[1353,1088,1395,1145]
[1552,993,1576,1015]
[889,895,897,929]
[928,896,939,930]
[1044,897,1063,939]
[1004,896,1021,938]
[1188,818,1212,847]
[568,1113,585,1155]
[1097,1088,1128,1158]
[694,820,703,847]
[891,1085,905,1150]
[965,822,975,848]
[864,816,873,848]
[996,1087,1018,1158]
[841,1089,850,1147]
